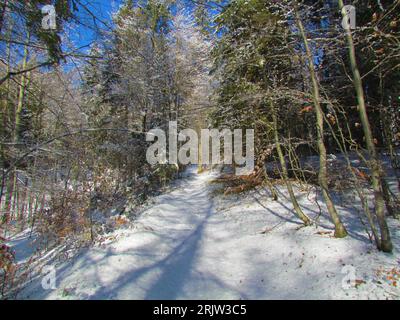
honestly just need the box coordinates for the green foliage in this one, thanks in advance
[6,0,78,62]
[211,0,293,162]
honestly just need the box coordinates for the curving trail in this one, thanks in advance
[21,167,400,300]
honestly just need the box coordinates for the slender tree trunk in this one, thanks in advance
[2,172,13,225]
[18,176,28,229]
[294,2,347,237]
[324,101,382,246]
[0,21,13,213]
[271,100,311,225]
[5,32,30,225]
[11,172,17,220]
[0,0,8,34]
[14,32,30,143]
[339,0,392,252]
[378,75,399,219]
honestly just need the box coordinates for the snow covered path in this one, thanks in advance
[21,168,400,300]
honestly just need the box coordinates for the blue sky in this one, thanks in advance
[67,0,226,45]
[64,0,225,59]
[68,0,123,49]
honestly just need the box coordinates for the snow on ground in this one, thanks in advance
[19,167,400,300]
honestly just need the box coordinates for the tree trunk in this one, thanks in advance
[0,21,13,211]
[294,2,347,237]
[271,100,311,225]
[14,32,30,143]
[339,0,392,252]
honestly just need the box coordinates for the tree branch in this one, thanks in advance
[0,61,54,86]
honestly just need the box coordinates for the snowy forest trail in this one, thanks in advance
[21,168,400,300]
[24,168,251,299]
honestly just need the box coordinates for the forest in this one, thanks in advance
[0,0,399,300]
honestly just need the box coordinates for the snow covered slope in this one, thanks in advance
[20,168,400,300]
